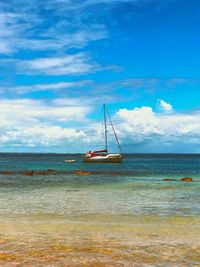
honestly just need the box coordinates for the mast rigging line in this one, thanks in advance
[103,104,108,151]
[104,104,123,154]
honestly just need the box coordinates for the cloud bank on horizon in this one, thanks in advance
[0,0,199,153]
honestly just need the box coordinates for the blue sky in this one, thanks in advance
[0,0,199,153]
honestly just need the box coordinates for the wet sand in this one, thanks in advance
[0,214,200,266]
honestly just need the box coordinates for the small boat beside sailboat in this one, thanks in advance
[83,104,123,163]
[65,159,76,163]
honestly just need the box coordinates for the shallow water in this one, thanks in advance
[0,153,200,266]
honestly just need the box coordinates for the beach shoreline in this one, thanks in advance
[1,214,200,266]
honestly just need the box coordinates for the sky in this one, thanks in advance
[0,0,200,153]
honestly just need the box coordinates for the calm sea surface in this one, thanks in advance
[0,153,200,266]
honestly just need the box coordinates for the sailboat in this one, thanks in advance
[83,104,123,163]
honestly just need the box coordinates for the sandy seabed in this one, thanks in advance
[0,214,200,266]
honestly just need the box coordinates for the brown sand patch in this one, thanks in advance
[0,252,21,262]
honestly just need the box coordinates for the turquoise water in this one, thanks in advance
[0,153,200,266]
[0,153,199,217]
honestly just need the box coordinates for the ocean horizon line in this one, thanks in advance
[0,152,199,156]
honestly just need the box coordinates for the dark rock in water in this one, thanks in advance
[181,177,193,182]
[163,178,174,181]
[0,171,14,175]
[36,171,50,175]
[74,170,91,175]
[24,171,34,176]
[47,169,55,173]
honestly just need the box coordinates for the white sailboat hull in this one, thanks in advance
[83,153,122,163]
[83,104,123,164]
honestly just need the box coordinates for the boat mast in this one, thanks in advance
[103,104,108,151]
[105,105,122,154]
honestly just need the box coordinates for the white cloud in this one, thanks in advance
[0,126,86,147]
[0,98,91,126]
[115,106,200,148]
[11,80,91,94]
[0,98,91,149]
[0,98,199,152]
[18,53,99,75]
[0,5,107,55]
[52,0,138,11]
[0,11,44,54]
[13,27,107,53]
[81,0,136,6]
[158,99,173,113]
[0,13,21,54]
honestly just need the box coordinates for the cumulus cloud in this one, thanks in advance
[0,99,91,126]
[115,106,200,150]
[0,98,91,149]
[0,98,199,152]
[0,126,86,147]
[158,99,173,113]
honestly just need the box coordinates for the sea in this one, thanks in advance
[0,153,199,266]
